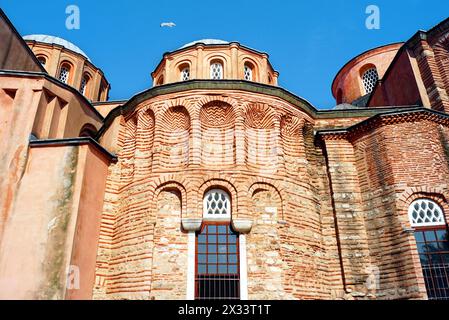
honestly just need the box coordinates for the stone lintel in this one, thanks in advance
[181,218,202,232]
[232,218,253,234]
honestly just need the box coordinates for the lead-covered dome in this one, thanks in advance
[23,34,90,61]
[180,39,229,49]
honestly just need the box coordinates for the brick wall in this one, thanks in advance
[93,89,449,300]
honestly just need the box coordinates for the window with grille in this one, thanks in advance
[244,64,252,81]
[203,189,231,219]
[195,224,240,300]
[80,75,89,95]
[181,67,190,81]
[210,62,223,80]
[58,65,70,84]
[37,56,46,67]
[409,199,445,227]
[409,199,449,300]
[362,67,379,94]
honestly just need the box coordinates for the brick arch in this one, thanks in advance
[197,178,240,218]
[174,59,192,72]
[158,105,191,169]
[160,106,191,132]
[243,103,278,171]
[121,116,137,153]
[199,101,236,129]
[204,53,231,78]
[434,33,449,98]
[57,58,76,82]
[398,187,449,228]
[193,95,240,118]
[280,113,305,138]
[133,108,156,177]
[248,181,284,220]
[396,186,449,299]
[152,180,188,219]
[197,99,237,167]
[138,102,159,117]
[244,103,276,129]
[164,98,195,115]
[137,108,155,129]
[240,56,261,81]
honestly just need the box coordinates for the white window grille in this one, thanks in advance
[244,65,252,81]
[210,62,223,80]
[59,66,70,84]
[408,199,446,227]
[362,67,379,94]
[203,189,231,219]
[181,67,190,81]
[80,75,88,94]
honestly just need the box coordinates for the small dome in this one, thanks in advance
[23,34,90,61]
[333,103,361,110]
[180,39,229,49]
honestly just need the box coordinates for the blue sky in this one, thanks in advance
[2,1,448,109]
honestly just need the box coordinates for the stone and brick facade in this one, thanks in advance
[0,9,449,300]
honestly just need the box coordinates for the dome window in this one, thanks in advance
[362,67,379,94]
[58,63,71,84]
[210,62,223,80]
[181,67,190,81]
[37,56,46,67]
[244,64,253,81]
[80,74,90,95]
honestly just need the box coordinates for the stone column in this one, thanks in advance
[232,218,252,301]
[182,218,202,300]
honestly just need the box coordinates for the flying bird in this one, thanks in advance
[160,22,176,28]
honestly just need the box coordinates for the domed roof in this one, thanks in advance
[180,39,229,49]
[23,34,90,61]
[333,103,361,110]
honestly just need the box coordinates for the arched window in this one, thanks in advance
[181,67,190,81]
[244,63,253,81]
[408,199,449,300]
[80,74,90,95]
[203,189,231,219]
[193,189,242,300]
[361,67,379,94]
[79,123,98,138]
[210,61,223,80]
[195,223,240,300]
[156,75,164,86]
[58,63,71,84]
[37,56,46,67]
